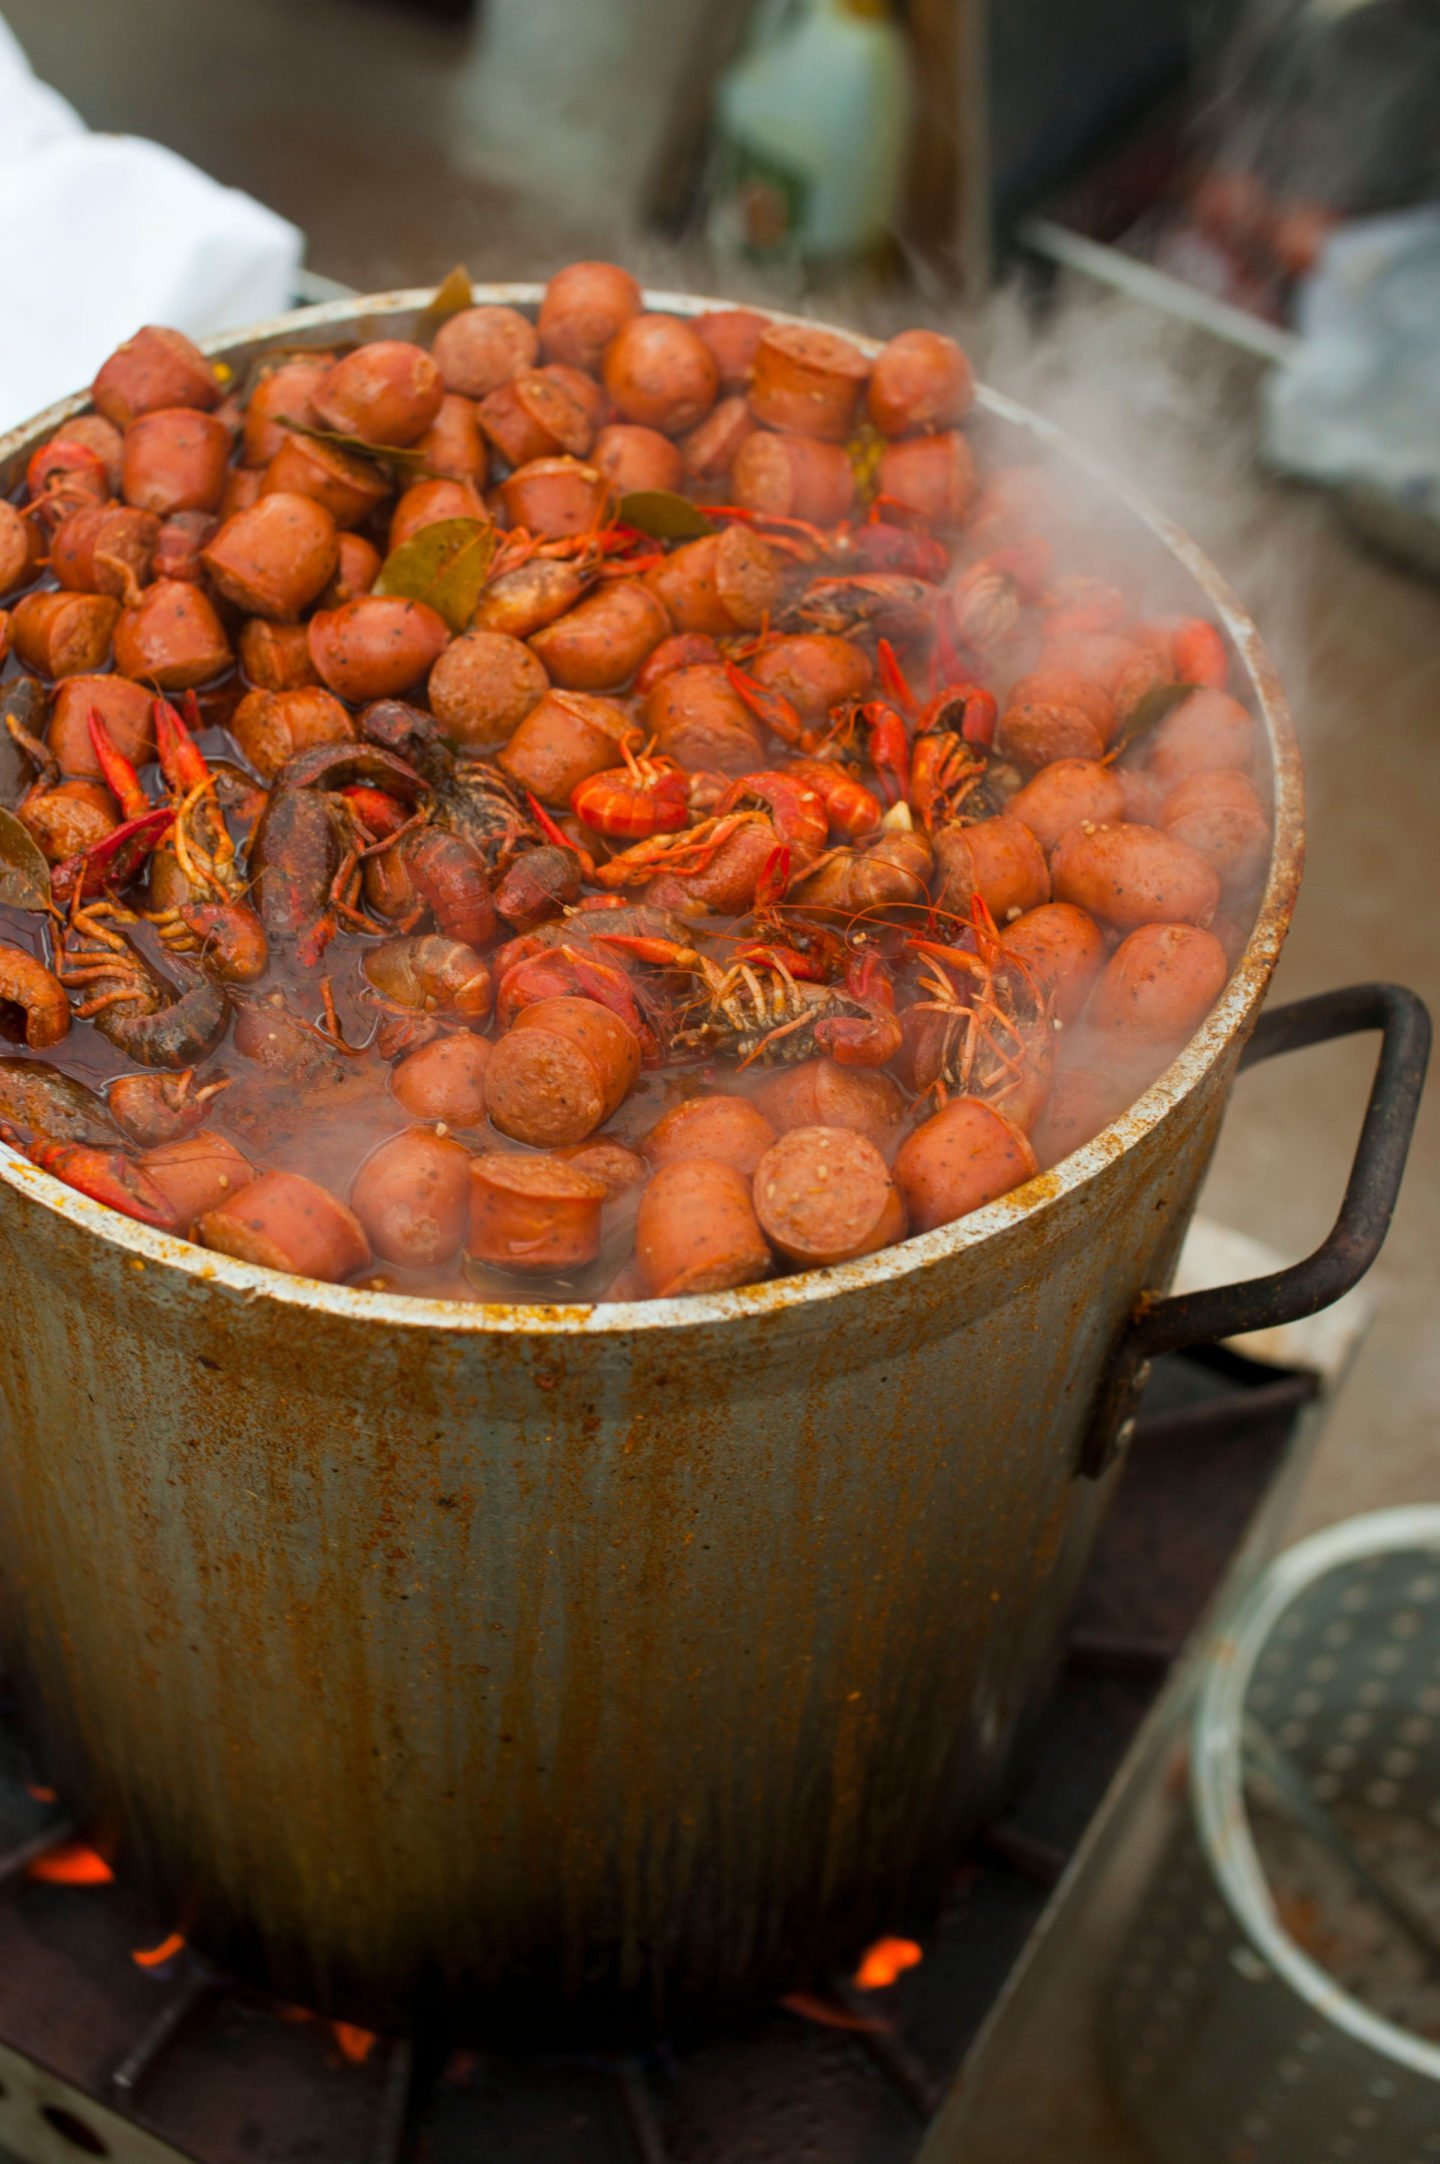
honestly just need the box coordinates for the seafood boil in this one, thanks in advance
[0,268,1271,1301]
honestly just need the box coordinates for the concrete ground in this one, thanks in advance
[0,3,1435,2155]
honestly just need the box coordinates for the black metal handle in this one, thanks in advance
[1077,983,1430,1479]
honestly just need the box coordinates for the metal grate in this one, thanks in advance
[0,1350,1315,2164]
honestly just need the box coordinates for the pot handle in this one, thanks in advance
[1076,983,1431,1480]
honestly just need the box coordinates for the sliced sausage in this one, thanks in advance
[642,1093,777,1177]
[732,431,854,526]
[751,1057,904,1150]
[1088,923,1230,1044]
[139,1132,254,1232]
[1051,821,1221,932]
[867,329,974,436]
[467,1151,607,1273]
[11,592,120,679]
[635,1157,773,1297]
[527,579,669,691]
[932,814,1050,924]
[498,687,637,803]
[748,322,869,440]
[645,663,764,775]
[592,422,685,495]
[433,304,539,397]
[311,340,444,447]
[197,1170,370,1281]
[753,1125,904,1267]
[92,326,220,426]
[537,261,643,373]
[429,629,549,748]
[351,1128,473,1266]
[389,1031,491,1126]
[307,596,450,702]
[1008,759,1126,856]
[999,903,1107,1025]
[893,1097,1038,1232]
[202,492,339,620]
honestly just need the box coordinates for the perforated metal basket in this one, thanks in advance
[1108,1508,1440,2164]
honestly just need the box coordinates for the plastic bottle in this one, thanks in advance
[708,0,912,268]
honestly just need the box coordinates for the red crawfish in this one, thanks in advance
[646,942,901,1068]
[55,896,229,1070]
[26,1140,181,1230]
[570,740,689,840]
[903,901,1054,1122]
[115,699,270,984]
[821,700,911,807]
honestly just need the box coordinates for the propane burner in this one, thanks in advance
[0,1350,1314,2164]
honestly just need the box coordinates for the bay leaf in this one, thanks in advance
[616,489,710,541]
[0,805,52,913]
[1112,681,1198,760]
[283,419,431,475]
[418,265,474,335]
[373,517,498,634]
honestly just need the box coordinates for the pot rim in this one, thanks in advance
[1191,1506,1440,2082]
[0,285,1304,1337]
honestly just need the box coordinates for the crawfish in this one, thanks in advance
[781,573,941,642]
[56,898,229,1070]
[249,741,426,963]
[359,701,540,875]
[117,699,270,984]
[904,902,1054,1120]
[670,948,901,1067]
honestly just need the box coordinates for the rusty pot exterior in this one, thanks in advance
[0,294,1303,2036]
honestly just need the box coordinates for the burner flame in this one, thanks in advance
[24,1783,56,1803]
[132,1931,186,1969]
[853,1936,923,1990]
[332,2022,377,2065]
[26,1841,114,1886]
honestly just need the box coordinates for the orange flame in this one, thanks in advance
[132,1931,186,1969]
[332,2022,377,2065]
[24,1783,57,1803]
[26,1841,114,1886]
[780,1990,891,2034]
[853,1936,923,1991]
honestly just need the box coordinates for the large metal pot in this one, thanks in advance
[0,291,1424,2040]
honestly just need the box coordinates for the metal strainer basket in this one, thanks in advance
[1108,1507,1440,2164]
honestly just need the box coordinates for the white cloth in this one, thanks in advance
[0,16,302,429]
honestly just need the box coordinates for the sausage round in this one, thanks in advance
[140,1132,255,1232]
[486,995,640,1145]
[307,596,451,702]
[350,1127,473,1266]
[260,434,390,528]
[1088,922,1230,1044]
[497,457,611,540]
[932,814,1051,923]
[645,664,764,774]
[1158,768,1270,890]
[433,304,539,397]
[748,322,869,440]
[498,688,637,803]
[876,432,976,525]
[467,1151,608,1274]
[229,686,355,779]
[197,1170,370,1281]
[591,422,685,496]
[999,903,1107,1025]
[121,408,231,516]
[753,1125,904,1268]
[428,629,549,747]
[527,579,669,691]
[751,1057,904,1150]
[603,314,719,436]
[635,1157,773,1297]
[48,674,156,774]
[1051,821,1221,931]
[92,326,220,426]
[12,592,120,679]
[537,261,643,373]
[389,1031,491,1126]
[731,431,855,526]
[893,1097,1038,1232]
[1008,759,1127,855]
[201,492,339,619]
[748,633,872,722]
[642,1093,778,1177]
[311,340,444,446]
[867,329,974,436]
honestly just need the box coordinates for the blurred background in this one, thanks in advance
[0,2,1434,2153]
